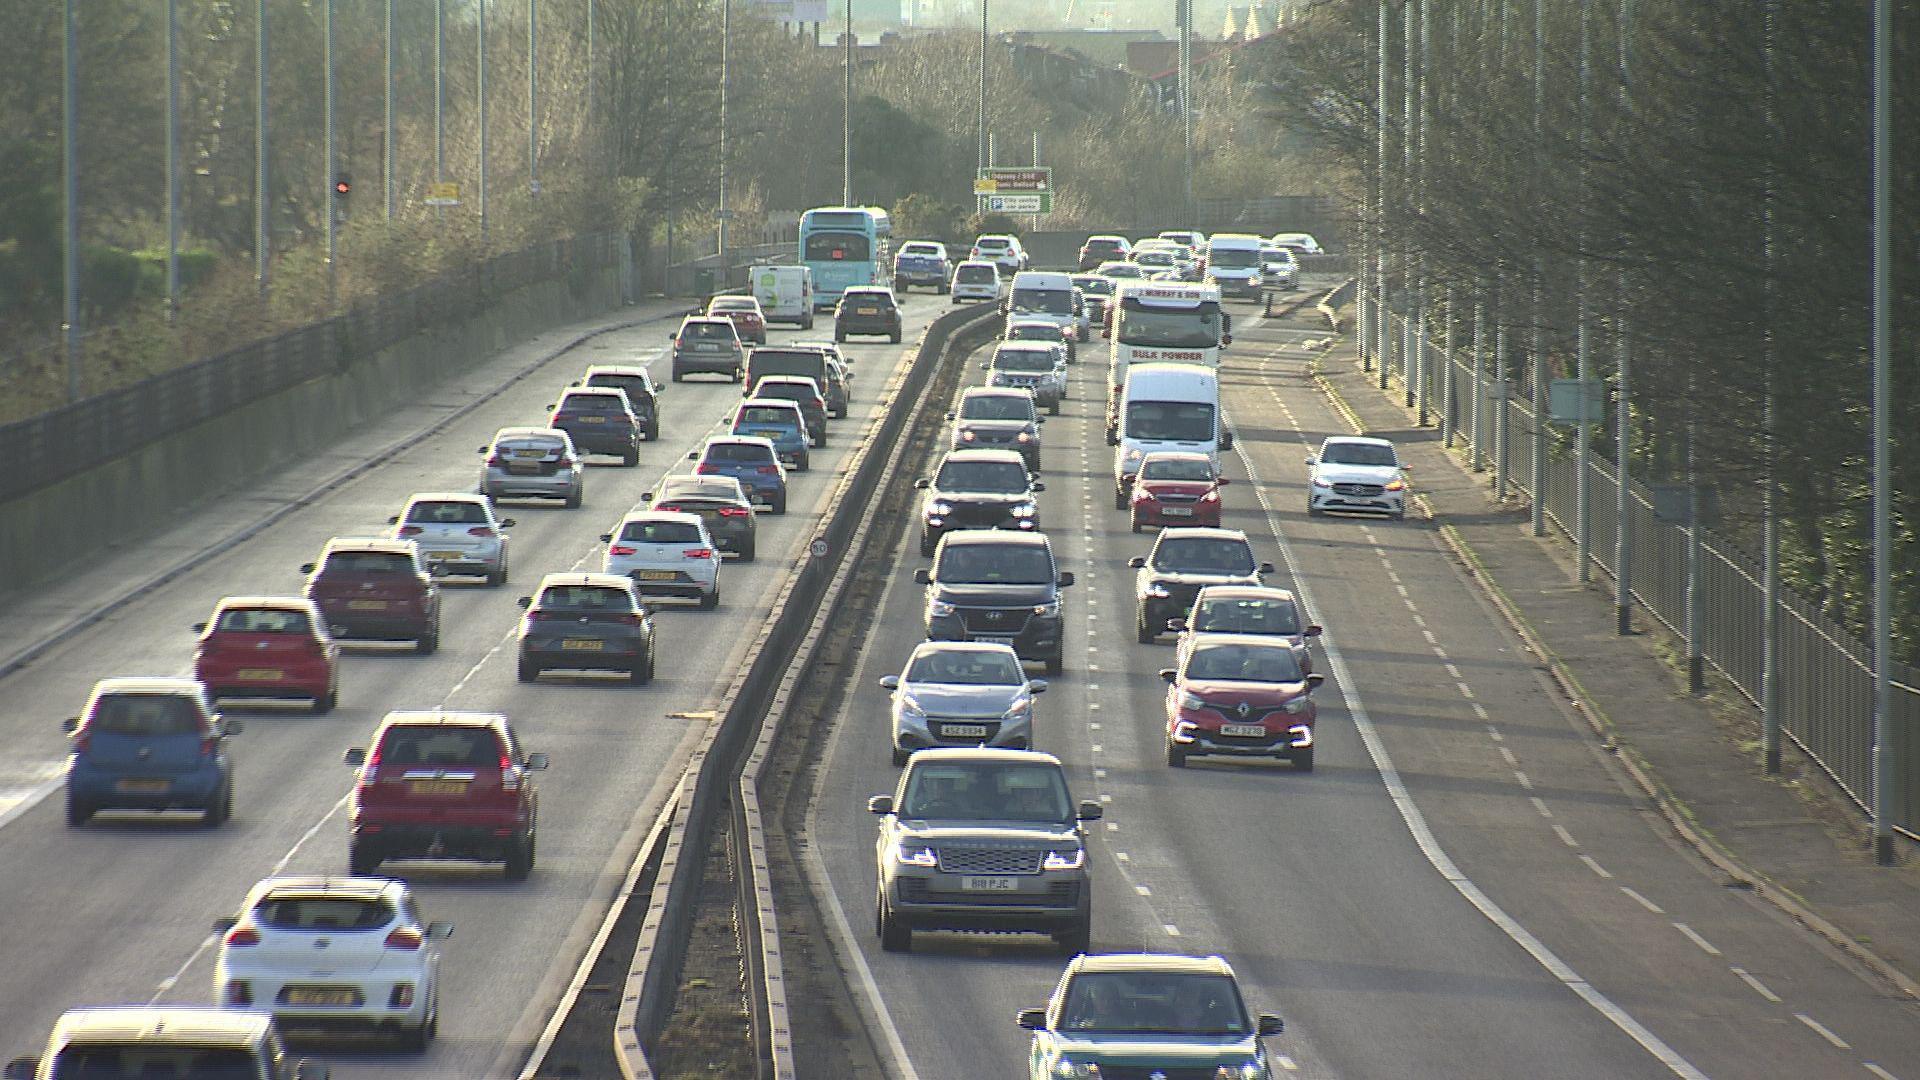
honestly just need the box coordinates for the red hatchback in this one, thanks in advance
[1161,635,1324,771]
[193,597,340,713]
[1130,451,1228,532]
[706,295,768,345]
[343,710,547,881]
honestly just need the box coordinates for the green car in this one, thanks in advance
[1018,954,1285,1080]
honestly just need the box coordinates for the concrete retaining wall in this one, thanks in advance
[0,265,623,595]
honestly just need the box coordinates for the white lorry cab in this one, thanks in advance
[1112,363,1231,506]
[1003,271,1080,341]
[1104,281,1228,443]
[750,264,816,328]
[1204,233,1269,303]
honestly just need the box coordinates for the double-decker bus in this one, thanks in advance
[799,206,892,309]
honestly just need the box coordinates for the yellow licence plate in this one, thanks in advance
[348,599,387,610]
[428,550,463,560]
[286,989,359,1006]
[514,448,546,458]
[409,780,468,795]
[638,570,677,581]
[237,668,284,681]
[576,415,605,423]
[561,639,605,651]
[856,307,879,316]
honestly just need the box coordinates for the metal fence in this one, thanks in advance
[0,233,624,506]
[1356,290,1920,834]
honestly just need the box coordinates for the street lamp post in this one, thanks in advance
[384,0,395,221]
[166,0,180,321]
[1869,0,1896,866]
[528,0,539,199]
[324,0,336,310]
[62,0,80,401]
[255,0,269,294]
[843,0,853,206]
[720,0,730,260]
[479,0,489,243]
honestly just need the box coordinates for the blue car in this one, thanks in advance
[64,677,240,827]
[690,435,790,515]
[730,398,812,472]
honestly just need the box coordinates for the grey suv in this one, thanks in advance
[1132,528,1274,644]
[916,530,1072,675]
[868,748,1099,954]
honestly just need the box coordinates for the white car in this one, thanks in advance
[1096,260,1149,281]
[1260,245,1299,289]
[970,234,1028,275]
[389,491,513,585]
[1271,231,1324,256]
[951,260,1004,304]
[1306,436,1408,519]
[214,875,451,1048]
[602,509,723,609]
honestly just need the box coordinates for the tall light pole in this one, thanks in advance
[434,0,445,218]
[977,0,987,175]
[62,0,80,402]
[384,0,395,221]
[528,0,540,198]
[1529,0,1546,538]
[1869,0,1895,866]
[720,0,730,260]
[324,0,336,310]
[1760,0,1781,767]
[1180,0,1193,215]
[1375,1,1389,390]
[479,0,489,243]
[585,0,595,145]
[255,0,269,295]
[165,0,180,321]
[1614,0,1634,636]
[1575,0,1592,581]
[843,0,853,206]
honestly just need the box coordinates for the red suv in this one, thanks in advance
[1161,635,1325,771]
[301,538,443,654]
[343,711,548,881]
[192,596,341,713]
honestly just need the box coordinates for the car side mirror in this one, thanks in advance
[1028,679,1049,694]
[524,752,550,770]
[299,562,316,574]
[1258,1013,1284,1036]
[1128,556,1146,569]
[1032,481,1045,492]
[292,1062,330,1080]
[1016,1008,1048,1032]
[878,675,901,691]
[867,795,894,815]
[1056,571,1075,587]
[1259,562,1276,575]
[1077,801,1103,821]
[477,446,489,454]
[1036,416,1046,424]
[913,568,931,584]
[1305,674,1326,691]
[980,362,989,370]
[688,451,699,460]
[499,518,517,529]
[944,412,956,420]
[427,920,455,939]
[1304,456,1316,466]
[517,595,534,608]
[386,515,400,524]
[343,747,367,767]
[1160,668,1178,683]
[1216,476,1231,486]
[1167,617,1188,632]
[599,533,614,543]
[642,492,655,502]
[1305,624,1323,638]
[1401,464,1413,472]
[191,621,207,633]
[213,916,238,933]
[913,478,929,490]
[7,1059,43,1080]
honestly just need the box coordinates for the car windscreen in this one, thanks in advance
[588,374,652,403]
[936,460,1030,494]
[496,437,565,456]
[213,608,312,634]
[322,551,416,574]
[905,649,1024,686]
[1115,299,1222,348]
[1186,642,1303,683]
[1058,972,1251,1036]
[708,297,756,313]
[1322,442,1399,467]
[1210,248,1261,268]
[1134,252,1173,266]
[1141,457,1215,481]
[559,393,628,414]
[1196,597,1300,634]
[683,322,736,342]
[705,443,773,463]
[406,501,489,525]
[993,349,1055,372]
[376,725,502,767]
[900,244,942,257]
[759,382,819,403]
[899,762,1071,822]
[1152,536,1255,575]
[956,265,997,283]
[1084,238,1125,253]
[738,406,799,427]
[619,520,704,544]
[255,895,396,930]
[959,395,1033,421]
[89,694,203,736]
[804,232,871,261]
[1007,324,1061,341]
[1125,401,1216,442]
[1010,287,1072,315]
[51,1045,265,1079]
[1072,276,1114,296]
[936,544,1054,584]
[843,291,894,308]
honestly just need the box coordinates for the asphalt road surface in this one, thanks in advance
[0,292,951,1078]
[805,292,1920,1079]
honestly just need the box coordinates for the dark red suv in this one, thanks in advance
[343,711,548,881]
[301,538,443,654]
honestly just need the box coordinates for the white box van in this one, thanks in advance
[1204,233,1268,302]
[1112,362,1232,507]
[751,264,816,329]
[1004,271,1080,341]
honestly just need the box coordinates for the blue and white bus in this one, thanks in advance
[798,206,892,309]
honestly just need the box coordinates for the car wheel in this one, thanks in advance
[891,745,910,767]
[349,840,380,876]
[1048,400,1061,416]
[797,451,811,472]
[772,493,788,516]
[630,655,653,686]
[504,834,534,881]
[1307,501,1324,517]
[417,618,440,656]
[622,447,640,468]
[487,565,507,587]
[399,1007,434,1052]
[699,586,720,611]
[1166,739,1188,768]
[1045,649,1064,677]
[518,656,539,683]
[1130,517,1143,534]
[1136,608,1156,644]
[1294,746,1316,772]
[204,779,232,827]
[564,489,583,510]
[65,789,92,828]
[672,368,684,383]
[1114,487,1127,510]
[919,531,937,558]
[890,330,902,344]
[313,684,338,715]
[804,315,816,330]
[739,537,757,562]
[813,431,827,449]
[876,891,912,953]
[1055,915,1092,957]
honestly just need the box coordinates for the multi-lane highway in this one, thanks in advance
[0,294,947,1076]
[806,292,1920,1078]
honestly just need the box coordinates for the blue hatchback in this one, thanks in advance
[691,436,790,516]
[730,398,812,472]
[64,677,240,828]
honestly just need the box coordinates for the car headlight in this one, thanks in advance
[1012,501,1039,519]
[897,695,926,718]
[1385,478,1407,491]
[1052,1061,1102,1079]
[1179,691,1207,711]
[928,501,955,517]
[1032,598,1061,618]
[1144,581,1170,598]
[1004,697,1033,718]
[960,429,979,442]
[1122,447,1144,465]
[928,599,955,617]
[1042,848,1085,871]
[1017,431,1034,443]
[1248,275,1263,286]
[1200,488,1221,502]
[1312,477,1335,488]
[1217,1064,1264,1080]
[1282,696,1311,714]
[893,842,938,868]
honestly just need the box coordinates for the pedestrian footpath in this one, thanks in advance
[1309,329,1920,1003]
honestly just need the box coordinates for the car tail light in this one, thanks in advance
[616,612,643,625]
[224,926,261,947]
[693,462,714,474]
[486,454,506,467]
[655,503,683,513]
[684,548,715,559]
[384,927,425,950]
[559,455,576,468]
[201,733,220,756]
[397,526,423,537]
[498,752,521,792]
[358,748,382,789]
[757,464,780,475]
[468,526,496,538]
[608,544,637,556]
[718,506,750,517]
[71,728,90,754]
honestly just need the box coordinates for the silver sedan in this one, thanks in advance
[880,641,1047,766]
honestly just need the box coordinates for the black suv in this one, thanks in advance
[547,388,643,467]
[915,530,1072,675]
[835,287,903,343]
[577,365,661,441]
[1131,528,1274,644]
[916,449,1043,556]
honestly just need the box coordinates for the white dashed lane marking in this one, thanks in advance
[1674,923,1722,957]
[1795,1013,1852,1050]
[1730,966,1782,1003]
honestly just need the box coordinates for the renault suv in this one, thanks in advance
[301,538,442,652]
[343,711,548,881]
[1018,954,1286,1080]
[916,530,1072,675]
[63,677,240,828]
[1163,635,1325,770]
[1131,528,1273,644]
[868,748,1098,954]
[917,448,1043,556]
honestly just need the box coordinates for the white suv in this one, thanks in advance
[951,260,1004,304]
[1306,436,1408,519]
[389,492,513,585]
[971,234,1028,275]
[602,510,723,609]
[214,875,450,1049]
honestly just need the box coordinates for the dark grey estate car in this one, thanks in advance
[645,473,759,562]
[515,573,657,685]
